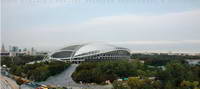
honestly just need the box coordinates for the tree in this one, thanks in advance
[152,80,162,89]
[164,81,174,89]
[112,80,129,89]
[127,77,144,89]
[180,80,200,89]
[9,60,70,82]
[159,60,190,86]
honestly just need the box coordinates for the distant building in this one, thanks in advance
[9,46,12,52]
[0,45,37,57]
[186,59,200,65]
[0,52,10,56]
[31,47,36,55]
[19,49,22,52]
[1,44,6,52]
[36,52,48,56]
[0,44,10,56]
[23,48,27,52]
[12,46,19,52]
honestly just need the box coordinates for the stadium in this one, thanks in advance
[49,43,131,63]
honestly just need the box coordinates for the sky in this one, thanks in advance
[1,0,200,53]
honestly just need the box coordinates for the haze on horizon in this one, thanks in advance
[1,0,200,53]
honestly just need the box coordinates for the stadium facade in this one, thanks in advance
[49,43,130,63]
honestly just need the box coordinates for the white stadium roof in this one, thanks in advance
[74,43,118,56]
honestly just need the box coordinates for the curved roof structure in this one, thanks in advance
[50,43,130,62]
[74,43,118,56]
[60,45,82,51]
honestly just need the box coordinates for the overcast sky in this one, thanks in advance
[1,0,200,52]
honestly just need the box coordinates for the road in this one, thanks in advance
[39,64,79,86]
[0,75,19,89]
[39,64,112,89]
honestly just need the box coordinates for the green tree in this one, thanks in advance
[112,80,129,89]
[152,80,162,89]
[164,81,174,89]
[127,77,144,89]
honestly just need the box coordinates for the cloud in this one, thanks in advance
[2,9,200,52]
[81,9,200,30]
[109,40,200,45]
[62,9,200,42]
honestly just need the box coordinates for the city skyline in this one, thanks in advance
[2,0,200,52]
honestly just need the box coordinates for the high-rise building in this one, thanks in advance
[31,47,36,55]
[23,48,27,52]
[0,44,10,56]
[1,44,6,52]
[12,46,19,52]
[19,49,22,52]
[9,45,12,52]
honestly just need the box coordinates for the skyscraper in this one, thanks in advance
[31,47,36,55]
[1,44,6,52]
[12,46,19,52]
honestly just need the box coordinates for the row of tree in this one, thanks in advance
[113,60,200,89]
[131,53,200,66]
[72,60,200,89]
[9,61,71,82]
[72,60,160,84]
[1,55,45,67]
